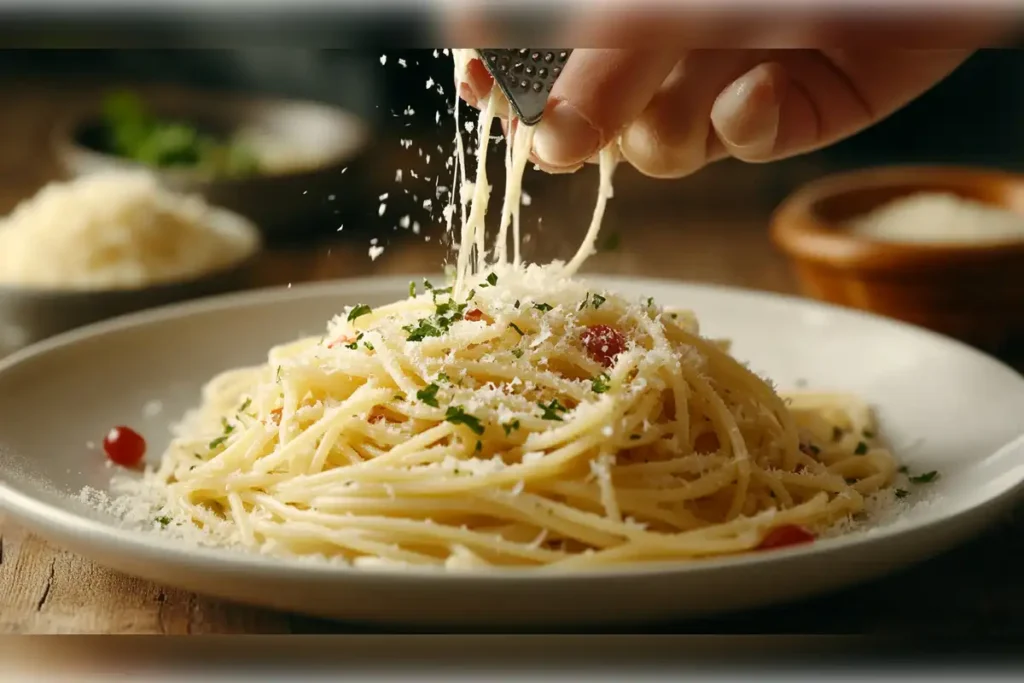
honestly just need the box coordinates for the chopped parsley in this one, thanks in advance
[405,319,443,341]
[363,341,374,351]
[509,323,525,336]
[437,372,451,384]
[909,470,939,484]
[591,373,611,394]
[155,516,172,527]
[486,273,498,286]
[404,298,468,341]
[894,488,909,499]
[514,299,521,309]
[591,293,607,309]
[538,399,568,421]
[854,441,869,455]
[416,383,441,407]
[578,293,590,311]
[445,406,485,435]
[409,281,416,297]
[347,304,372,322]
[423,279,434,290]
[221,418,234,435]
[208,435,229,449]
[533,302,553,312]
[502,419,521,436]
[239,398,251,412]
[467,289,476,300]
[276,366,283,381]
[511,348,524,358]
[645,297,654,308]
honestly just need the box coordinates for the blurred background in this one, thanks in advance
[2,48,1024,352]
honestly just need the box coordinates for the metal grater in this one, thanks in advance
[476,49,572,126]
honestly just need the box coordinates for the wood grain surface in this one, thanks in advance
[2,80,1023,636]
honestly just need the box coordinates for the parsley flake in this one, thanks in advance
[509,323,525,336]
[854,441,869,455]
[538,399,568,421]
[534,302,553,312]
[502,419,521,436]
[486,272,498,286]
[445,406,485,435]
[592,294,607,309]
[416,383,440,407]
[347,304,372,322]
[409,281,416,297]
[591,373,611,394]
[511,348,524,358]
[437,372,451,383]
[514,300,521,309]
[894,488,909,499]
[209,435,229,449]
[909,470,939,484]
[156,516,172,527]
[239,398,252,412]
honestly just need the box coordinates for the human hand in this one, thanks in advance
[456,48,972,178]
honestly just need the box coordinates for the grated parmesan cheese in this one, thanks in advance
[0,171,259,290]
[847,192,1024,245]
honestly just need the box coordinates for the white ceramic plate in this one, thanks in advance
[2,275,1024,626]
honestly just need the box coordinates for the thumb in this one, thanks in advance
[532,49,681,170]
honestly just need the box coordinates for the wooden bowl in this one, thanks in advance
[770,166,1024,351]
[51,85,371,242]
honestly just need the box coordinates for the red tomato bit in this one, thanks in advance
[464,308,485,322]
[756,524,816,551]
[103,426,147,468]
[580,324,627,368]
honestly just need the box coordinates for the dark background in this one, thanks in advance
[4,49,1022,167]
[2,48,1023,255]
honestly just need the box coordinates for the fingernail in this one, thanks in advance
[533,100,601,169]
[710,67,780,154]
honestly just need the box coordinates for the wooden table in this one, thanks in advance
[2,83,1024,638]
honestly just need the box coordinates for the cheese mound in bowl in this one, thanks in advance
[0,171,260,291]
[0,171,261,355]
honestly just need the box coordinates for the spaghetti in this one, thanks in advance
[133,56,898,569]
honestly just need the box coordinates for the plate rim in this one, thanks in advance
[2,273,1023,584]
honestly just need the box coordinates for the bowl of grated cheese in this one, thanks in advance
[771,165,1024,351]
[0,170,262,356]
